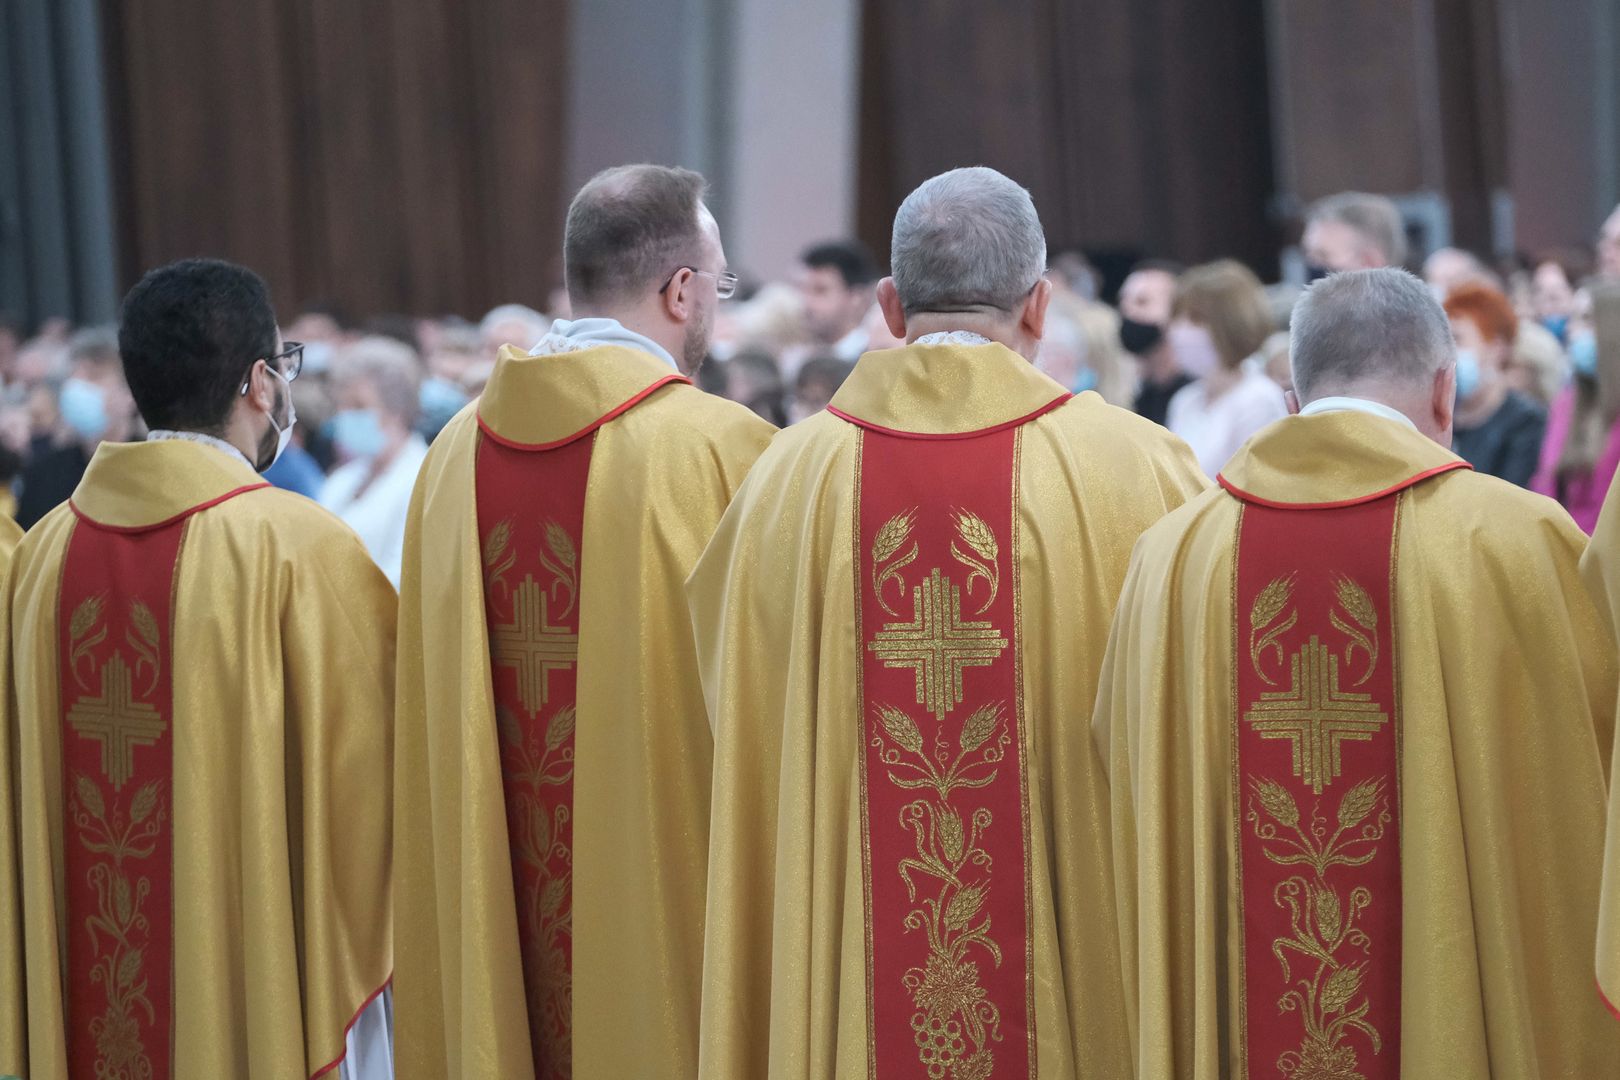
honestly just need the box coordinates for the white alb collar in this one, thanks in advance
[1298,396,1418,432]
[530,317,678,370]
[147,429,256,469]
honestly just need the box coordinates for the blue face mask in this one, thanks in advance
[329,408,387,461]
[1571,334,1599,379]
[59,378,109,440]
[1540,314,1570,344]
[419,377,470,431]
[1071,369,1098,395]
[1454,349,1482,400]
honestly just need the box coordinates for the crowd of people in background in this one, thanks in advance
[5,191,1620,582]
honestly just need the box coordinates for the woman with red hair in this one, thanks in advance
[1445,283,1547,486]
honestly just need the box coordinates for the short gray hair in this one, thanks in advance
[890,167,1046,314]
[1306,192,1408,267]
[1290,268,1453,400]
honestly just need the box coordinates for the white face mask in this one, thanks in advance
[261,367,297,472]
[1169,321,1222,379]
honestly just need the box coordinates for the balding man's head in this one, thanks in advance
[1290,269,1457,442]
[1304,192,1408,272]
[564,164,711,308]
[879,167,1052,360]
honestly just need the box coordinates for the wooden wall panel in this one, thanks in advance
[858,0,1278,278]
[99,0,567,320]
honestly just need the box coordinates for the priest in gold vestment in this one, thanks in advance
[1580,471,1620,1025]
[690,167,1205,1080]
[1096,268,1620,1077]
[392,165,772,1079]
[1,260,394,1080]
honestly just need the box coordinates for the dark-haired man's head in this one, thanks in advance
[798,240,878,346]
[564,164,725,374]
[119,258,292,471]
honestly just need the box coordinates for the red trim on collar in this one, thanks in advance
[68,482,271,534]
[1216,460,1472,510]
[477,374,689,451]
[826,393,1071,441]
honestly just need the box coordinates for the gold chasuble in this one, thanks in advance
[1097,410,1620,1078]
[0,440,395,1080]
[690,341,1206,1080]
[392,344,772,1079]
[1580,472,1620,1024]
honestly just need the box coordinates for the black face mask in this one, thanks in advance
[1118,316,1164,356]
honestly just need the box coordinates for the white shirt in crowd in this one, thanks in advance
[319,433,430,589]
[1166,365,1290,478]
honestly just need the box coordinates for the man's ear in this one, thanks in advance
[1020,278,1053,342]
[245,360,276,414]
[877,277,907,340]
[1284,389,1301,415]
[661,268,696,323]
[1432,362,1456,434]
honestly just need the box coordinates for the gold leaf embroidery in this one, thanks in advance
[483,519,517,599]
[1329,575,1379,686]
[873,510,920,618]
[877,703,925,757]
[540,521,580,619]
[949,510,1000,615]
[1249,574,1298,686]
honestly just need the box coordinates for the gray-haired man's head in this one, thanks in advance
[1290,268,1457,444]
[877,167,1052,360]
[1303,192,1408,273]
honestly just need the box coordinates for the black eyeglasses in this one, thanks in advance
[238,342,305,395]
[659,267,739,300]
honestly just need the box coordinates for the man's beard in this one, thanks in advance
[681,304,713,375]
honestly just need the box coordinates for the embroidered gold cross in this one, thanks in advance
[868,567,1008,722]
[492,575,579,717]
[67,654,165,791]
[1244,635,1387,794]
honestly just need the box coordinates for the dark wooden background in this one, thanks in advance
[91,0,1616,320]
[99,0,567,320]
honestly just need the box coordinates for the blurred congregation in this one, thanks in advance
[6,197,1620,584]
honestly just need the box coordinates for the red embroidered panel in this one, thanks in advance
[1234,497,1403,1078]
[476,431,591,1079]
[59,516,187,1079]
[854,426,1034,1079]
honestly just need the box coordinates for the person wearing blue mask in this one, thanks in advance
[16,328,138,528]
[316,336,429,588]
[1444,282,1546,487]
[1532,283,1620,531]
[1530,249,1590,344]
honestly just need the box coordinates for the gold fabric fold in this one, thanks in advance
[1,439,395,1078]
[479,343,682,445]
[1218,410,1465,503]
[392,352,772,1078]
[690,363,1206,1079]
[827,342,1069,434]
[1099,417,1620,1077]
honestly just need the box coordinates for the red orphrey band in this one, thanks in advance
[1233,494,1405,1078]
[852,417,1036,1078]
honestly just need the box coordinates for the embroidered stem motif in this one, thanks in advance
[1248,778,1389,1078]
